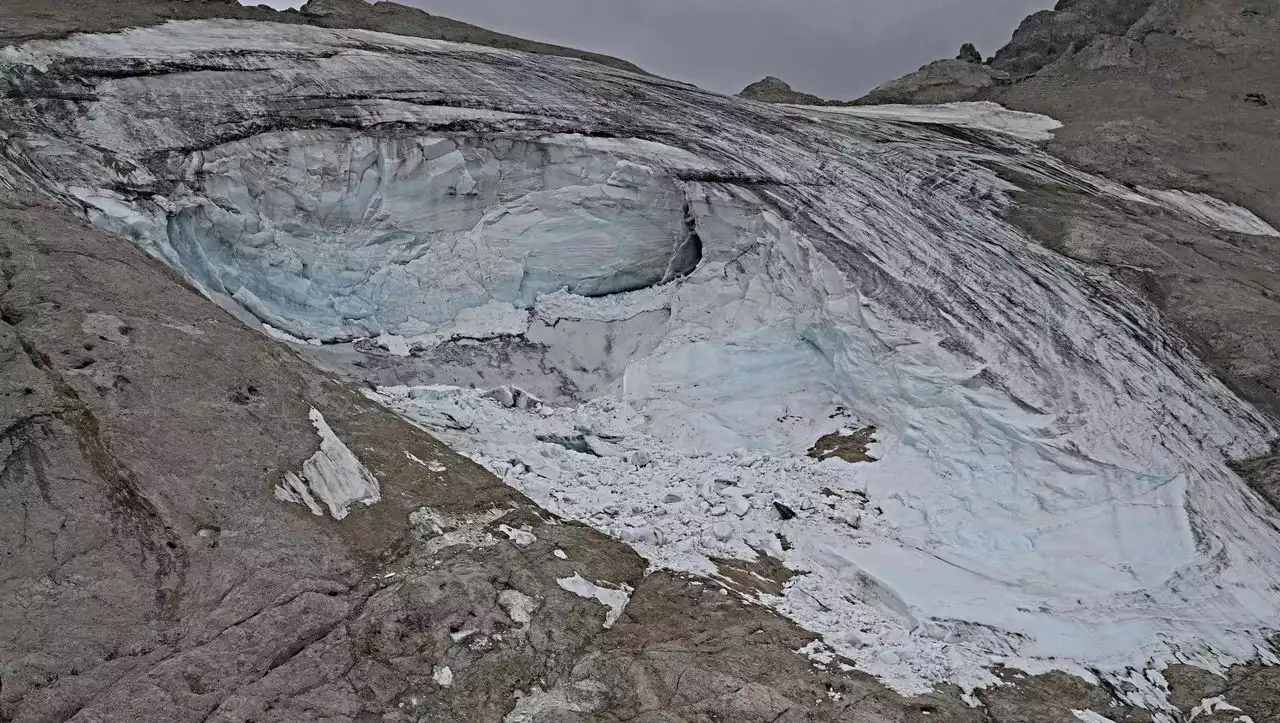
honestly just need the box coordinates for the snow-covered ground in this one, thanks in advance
[2,19,1280,709]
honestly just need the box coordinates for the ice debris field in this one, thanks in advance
[2,19,1280,708]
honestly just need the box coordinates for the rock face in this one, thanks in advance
[738,75,827,104]
[956,42,983,63]
[988,0,1158,76]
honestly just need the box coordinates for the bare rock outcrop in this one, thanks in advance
[738,76,827,104]
[854,59,1010,105]
[988,0,1158,76]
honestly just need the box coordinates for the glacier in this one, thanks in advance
[2,19,1280,702]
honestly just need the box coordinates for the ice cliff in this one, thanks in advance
[2,20,1279,701]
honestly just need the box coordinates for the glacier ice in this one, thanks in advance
[2,19,1280,700]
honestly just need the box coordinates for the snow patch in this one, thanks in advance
[431,665,454,688]
[404,451,448,473]
[1072,711,1117,723]
[499,589,537,626]
[556,574,633,628]
[274,408,380,520]
[498,524,537,548]
[1190,696,1243,720]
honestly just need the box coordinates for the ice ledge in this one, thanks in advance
[274,408,381,520]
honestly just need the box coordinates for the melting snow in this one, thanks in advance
[499,589,537,627]
[498,524,537,548]
[431,665,454,688]
[1190,696,1244,720]
[807,101,1065,142]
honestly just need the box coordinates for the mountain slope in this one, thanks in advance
[4,17,1280,713]
[0,0,644,73]
[3,5,1280,721]
[776,0,1280,425]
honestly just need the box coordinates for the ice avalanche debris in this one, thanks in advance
[274,408,381,520]
[3,19,1280,703]
[556,574,633,628]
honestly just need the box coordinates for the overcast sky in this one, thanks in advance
[255,0,1051,98]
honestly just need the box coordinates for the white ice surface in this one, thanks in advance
[555,574,633,629]
[4,19,1280,707]
[806,101,1065,142]
[274,408,381,520]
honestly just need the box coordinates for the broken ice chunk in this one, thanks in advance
[556,574,632,628]
[274,408,381,520]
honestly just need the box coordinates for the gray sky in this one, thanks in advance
[255,0,1051,98]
